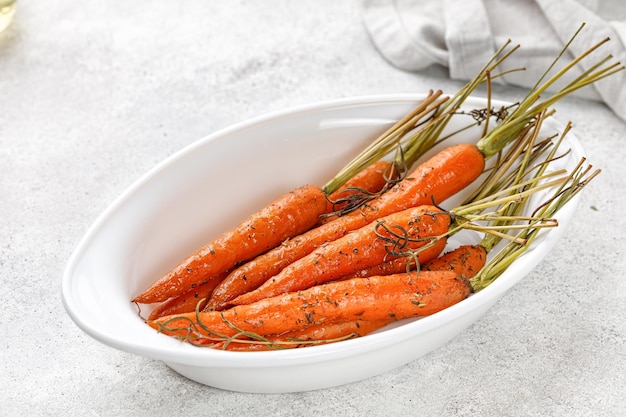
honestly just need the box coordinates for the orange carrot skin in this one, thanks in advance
[354,143,485,224]
[346,238,448,279]
[350,243,486,281]
[230,205,451,306]
[206,160,397,311]
[208,319,393,351]
[322,160,399,219]
[147,274,225,321]
[206,144,484,311]
[206,232,320,310]
[421,244,487,279]
[133,184,329,304]
[149,271,472,340]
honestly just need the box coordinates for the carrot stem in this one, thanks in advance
[470,158,600,291]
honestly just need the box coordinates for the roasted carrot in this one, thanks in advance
[344,248,431,280]
[230,205,450,306]
[322,160,400,222]
[207,319,393,351]
[146,274,225,321]
[205,143,485,310]
[132,184,329,304]
[354,143,486,221]
[349,243,487,281]
[149,270,472,341]
[421,244,487,279]
[147,33,618,350]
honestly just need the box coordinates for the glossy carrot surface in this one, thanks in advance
[422,244,487,279]
[149,271,472,342]
[206,143,484,310]
[230,205,450,306]
[133,184,329,304]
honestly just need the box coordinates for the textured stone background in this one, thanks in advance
[1,1,625,416]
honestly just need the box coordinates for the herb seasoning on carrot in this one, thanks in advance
[143,28,618,352]
[133,93,450,306]
[229,204,451,305]
[146,274,225,320]
[149,271,472,341]
[421,244,487,278]
[206,143,485,310]
[133,184,329,304]
[207,319,393,351]
[321,159,401,221]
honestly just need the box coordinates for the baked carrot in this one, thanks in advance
[322,160,400,222]
[207,319,393,351]
[147,33,617,349]
[230,205,450,306]
[421,244,487,279]
[146,274,225,321]
[344,249,429,279]
[351,144,485,224]
[132,184,329,304]
[149,270,472,341]
[347,243,486,281]
[205,143,485,310]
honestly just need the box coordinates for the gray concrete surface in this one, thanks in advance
[1,1,625,416]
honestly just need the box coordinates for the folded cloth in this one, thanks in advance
[361,0,626,121]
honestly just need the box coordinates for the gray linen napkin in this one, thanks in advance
[362,0,626,121]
